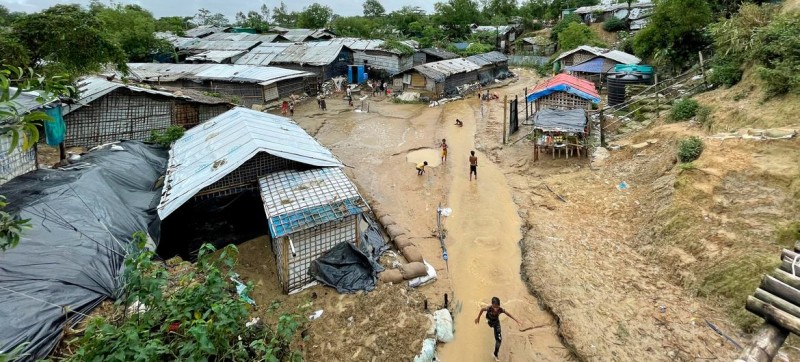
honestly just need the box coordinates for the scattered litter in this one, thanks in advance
[617,181,629,191]
[434,309,454,343]
[659,305,666,313]
[438,207,452,217]
[409,260,438,288]
[705,319,742,350]
[308,310,324,321]
[230,275,256,305]
[544,183,567,202]
[110,144,125,151]
[245,317,260,327]
[397,92,420,102]
[413,338,437,362]
[126,300,147,315]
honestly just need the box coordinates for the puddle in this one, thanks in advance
[406,148,442,168]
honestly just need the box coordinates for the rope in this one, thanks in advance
[792,255,800,277]
[0,285,93,319]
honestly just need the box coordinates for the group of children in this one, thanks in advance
[415,136,478,181]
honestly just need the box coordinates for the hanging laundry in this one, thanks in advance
[43,106,65,146]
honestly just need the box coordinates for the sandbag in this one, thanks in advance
[402,245,424,263]
[401,262,428,280]
[394,236,414,249]
[413,338,437,362]
[409,260,437,288]
[378,269,404,283]
[385,224,406,239]
[434,309,454,343]
[379,214,396,227]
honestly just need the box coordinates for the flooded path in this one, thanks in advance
[437,98,568,361]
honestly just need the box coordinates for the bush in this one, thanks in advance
[669,98,700,122]
[709,60,744,88]
[696,105,712,130]
[677,136,704,162]
[149,125,185,147]
[67,235,305,361]
[550,13,581,42]
[602,17,627,32]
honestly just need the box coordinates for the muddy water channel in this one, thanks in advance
[437,101,569,362]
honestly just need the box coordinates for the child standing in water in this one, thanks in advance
[475,297,521,361]
[441,139,448,163]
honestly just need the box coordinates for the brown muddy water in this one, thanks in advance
[436,101,569,362]
[406,148,443,168]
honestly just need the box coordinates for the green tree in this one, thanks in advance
[330,16,380,38]
[558,22,605,50]
[155,16,192,35]
[234,8,269,32]
[550,13,582,42]
[297,3,334,28]
[632,0,712,70]
[363,0,386,18]
[0,5,24,26]
[0,31,30,67]
[481,0,518,20]
[91,3,172,62]
[751,13,800,96]
[387,6,427,36]
[434,0,484,39]
[272,2,298,27]
[12,4,127,77]
[193,8,229,27]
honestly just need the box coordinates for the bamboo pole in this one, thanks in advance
[502,95,508,145]
[735,322,789,362]
[754,288,800,319]
[773,269,800,290]
[760,275,800,306]
[746,296,800,335]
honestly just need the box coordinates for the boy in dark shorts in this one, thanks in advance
[469,151,478,181]
[475,297,521,361]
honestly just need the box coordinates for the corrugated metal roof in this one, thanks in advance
[186,50,247,63]
[271,43,347,66]
[157,107,342,219]
[281,29,335,42]
[472,25,516,35]
[234,43,292,66]
[574,0,653,14]
[420,48,459,60]
[203,33,284,42]
[466,51,509,67]
[259,168,365,237]
[192,65,314,84]
[315,38,417,54]
[410,58,482,82]
[522,36,553,46]
[2,89,55,113]
[185,25,231,38]
[127,63,217,82]
[62,77,188,115]
[178,40,261,52]
[555,45,640,65]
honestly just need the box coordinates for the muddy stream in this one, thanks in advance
[436,100,569,361]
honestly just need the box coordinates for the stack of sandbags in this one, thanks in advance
[400,262,428,280]
[378,269,404,283]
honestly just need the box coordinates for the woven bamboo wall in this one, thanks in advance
[0,136,36,184]
[64,89,173,148]
[195,152,306,198]
[535,91,591,111]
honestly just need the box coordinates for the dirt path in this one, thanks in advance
[438,98,568,361]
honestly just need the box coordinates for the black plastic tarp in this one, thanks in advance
[357,213,390,262]
[309,240,385,294]
[533,108,588,133]
[0,141,167,361]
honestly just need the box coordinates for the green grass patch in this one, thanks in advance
[775,221,800,249]
[678,162,696,172]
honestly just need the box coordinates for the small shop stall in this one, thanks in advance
[532,108,589,161]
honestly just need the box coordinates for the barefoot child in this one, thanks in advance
[441,139,448,163]
[475,297,521,361]
[416,161,428,175]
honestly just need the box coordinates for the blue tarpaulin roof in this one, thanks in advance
[268,198,363,238]
[566,57,605,74]
[526,84,601,104]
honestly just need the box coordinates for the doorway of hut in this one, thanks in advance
[157,190,271,261]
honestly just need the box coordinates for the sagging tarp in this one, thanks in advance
[309,241,385,294]
[0,141,167,361]
[357,213,390,261]
[533,108,588,133]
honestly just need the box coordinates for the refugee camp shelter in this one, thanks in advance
[573,1,655,30]
[157,107,343,219]
[0,90,58,183]
[202,32,289,43]
[471,25,519,53]
[259,167,368,293]
[564,51,642,85]
[526,73,601,111]
[555,45,640,70]
[531,108,589,161]
[279,28,336,42]
[466,51,510,84]
[267,43,354,81]
[520,36,556,56]
[395,58,481,97]
[185,25,232,38]
[177,40,262,63]
[61,77,232,148]
[126,63,317,107]
[322,38,418,75]
[415,48,460,65]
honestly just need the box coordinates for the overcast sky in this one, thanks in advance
[0,0,437,19]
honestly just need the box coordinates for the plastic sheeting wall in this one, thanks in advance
[0,141,167,361]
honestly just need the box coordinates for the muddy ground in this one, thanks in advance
[233,67,794,361]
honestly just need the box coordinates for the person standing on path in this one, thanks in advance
[441,139,448,164]
[475,297,521,361]
[469,151,478,181]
